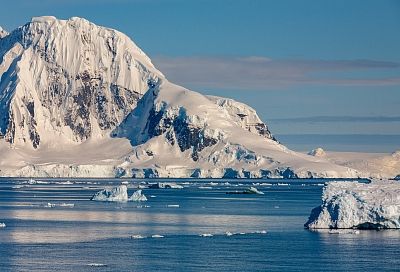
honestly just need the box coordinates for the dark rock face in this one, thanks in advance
[279,168,298,179]
[144,105,219,161]
[223,168,239,178]
[4,111,15,144]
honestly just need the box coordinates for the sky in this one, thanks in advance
[1,0,399,152]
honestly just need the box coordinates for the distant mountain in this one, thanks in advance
[0,16,382,178]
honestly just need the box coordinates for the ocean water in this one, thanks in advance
[0,178,399,272]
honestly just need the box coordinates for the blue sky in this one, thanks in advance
[1,0,399,151]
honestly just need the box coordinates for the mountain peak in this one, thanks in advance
[0,16,365,179]
[0,16,163,148]
[0,26,8,38]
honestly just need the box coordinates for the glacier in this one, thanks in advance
[305,180,400,229]
[0,16,398,178]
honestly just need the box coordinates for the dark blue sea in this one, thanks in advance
[0,178,399,272]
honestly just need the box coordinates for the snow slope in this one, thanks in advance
[307,150,400,179]
[305,180,400,229]
[0,16,391,178]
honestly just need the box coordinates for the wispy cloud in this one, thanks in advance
[153,56,400,90]
[269,116,400,123]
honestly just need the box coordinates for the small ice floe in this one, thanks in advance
[208,182,218,186]
[199,233,213,237]
[150,195,157,198]
[91,185,147,202]
[198,186,213,189]
[59,181,73,185]
[225,231,234,236]
[121,181,129,185]
[167,204,180,208]
[149,182,183,189]
[226,187,264,195]
[260,183,272,186]
[44,203,75,208]
[0,223,6,228]
[223,182,231,186]
[131,235,146,239]
[12,185,24,189]
[277,183,289,186]
[274,205,280,209]
[26,179,49,185]
[151,234,164,238]
[136,205,151,208]
[254,230,267,234]
[87,263,107,267]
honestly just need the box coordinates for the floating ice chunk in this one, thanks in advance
[25,179,49,184]
[255,230,267,234]
[131,235,146,239]
[0,223,6,228]
[44,203,75,208]
[199,233,213,237]
[151,234,164,238]
[226,186,264,195]
[305,180,400,229]
[129,190,147,202]
[277,183,289,186]
[91,185,128,202]
[87,263,107,267]
[149,182,183,189]
[225,231,234,236]
[59,181,73,185]
[198,186,213,189]
[167,204,180,208]
[121,181,129,185]
[246,187,264,194]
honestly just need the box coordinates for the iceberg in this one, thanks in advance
[91,185,129,202]
[0,222,6,228]
[129,190,147,202]
[305,180,400,229]
[91,185,148,202]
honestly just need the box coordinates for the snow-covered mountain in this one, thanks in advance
[0,16,393,178]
